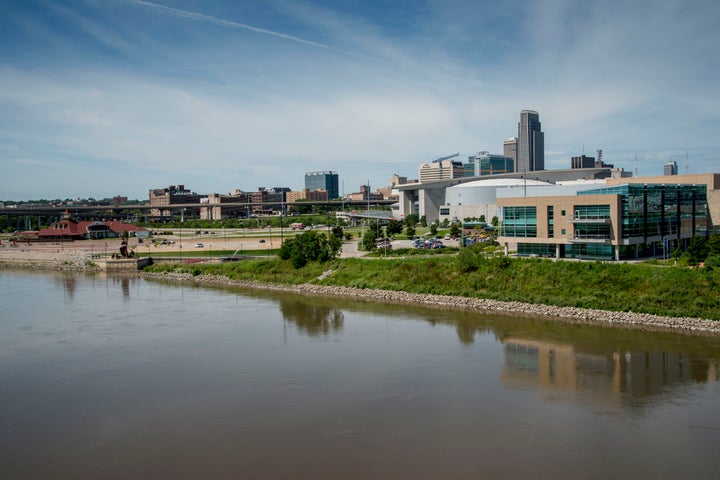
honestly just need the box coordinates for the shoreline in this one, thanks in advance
[138,271,720,337]
[3,247,719,336]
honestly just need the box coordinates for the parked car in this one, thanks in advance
[195,243,204,248]
[376,238,392,249]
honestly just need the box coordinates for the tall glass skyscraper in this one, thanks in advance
[517,110,544,173]
[304,171,339,200]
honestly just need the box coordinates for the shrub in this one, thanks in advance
[279,230,342,269]
[456,247,479,273]
[705,254,720,270]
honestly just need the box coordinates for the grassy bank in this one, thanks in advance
[143,254,720,320]
[137,249,280,258]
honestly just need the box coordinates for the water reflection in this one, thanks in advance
[239,286,720,409]
[3,271,720,479]
[419,310,720,406]
[58,274,77,301]
[49,271,142,302]
[113,275,131,300]
[279,295,344,337]
[502,338,719,408]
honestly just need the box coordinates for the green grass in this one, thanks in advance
[137,248,280,258]
[143,254,720,320]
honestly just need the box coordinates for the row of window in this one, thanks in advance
[503,206,537,238]
[516,241,682,260]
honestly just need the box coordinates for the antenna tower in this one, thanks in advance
[685,150,689,174]
[634,154,638,177]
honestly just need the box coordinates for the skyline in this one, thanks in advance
[2,0,719,201]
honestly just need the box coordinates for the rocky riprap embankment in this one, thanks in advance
[0,252,100,271]
[140,271,720,336]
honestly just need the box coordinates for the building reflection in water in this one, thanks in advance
[502,337,719,407]
[60,274,76,301]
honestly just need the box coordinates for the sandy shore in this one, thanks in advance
[3,238,718,336]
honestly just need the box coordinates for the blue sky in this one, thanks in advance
[1,0,719,200]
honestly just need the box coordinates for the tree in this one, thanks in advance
[362,229,377,251]
[279,230,341,268]
[405,214,419,227]
[441,218,449,228]
[491,216,499,227]
[331,225,344,239]
[449,222,461,238]
[429,221,438,236]
[479,215,486,223]
[406,224,416,238]
[707,232,720,257]
[684,235,709,265]
[420,215,427,227]
[386,219,403,236]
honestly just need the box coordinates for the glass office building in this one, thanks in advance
[304,171,339,200]
[499,183,709,261]
[464,153,515,177]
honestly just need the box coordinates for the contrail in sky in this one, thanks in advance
[125,0,329,49]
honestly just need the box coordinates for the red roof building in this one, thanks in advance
[37,219,148,240]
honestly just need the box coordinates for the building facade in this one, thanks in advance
[497,182,710,260]
[418,159,465,183]
[286,188,329,203]
[664,161,679,176]
[517,110,544,173]
[396,168,617,225]
[503,137,517,166]
[346,184,384,202]
[305,171,339,200]
[464,152,515,177]
[149,185,200,218]
[571,155,596,169]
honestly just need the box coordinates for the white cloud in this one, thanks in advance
[0,0,718,199]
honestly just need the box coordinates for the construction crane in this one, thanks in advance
[432,152,460,163]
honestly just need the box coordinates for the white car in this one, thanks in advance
[195,243,204,248]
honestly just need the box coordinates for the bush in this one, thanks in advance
[456,247,479,273]
[279,230,341,269]
[705,254,720,270]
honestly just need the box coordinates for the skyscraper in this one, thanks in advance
[503,137,517,166]
[305,171,339,199]
[517,110,544,173]
[664,161,678,176]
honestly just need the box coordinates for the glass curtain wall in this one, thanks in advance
[502,206,537,238]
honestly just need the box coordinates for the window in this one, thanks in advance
[518,243,555,257]
[440,207,450,215]
[573,205,610,220]
[502,206,537,237]
[547,206,554,237]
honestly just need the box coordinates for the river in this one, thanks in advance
[1,270,719,479]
